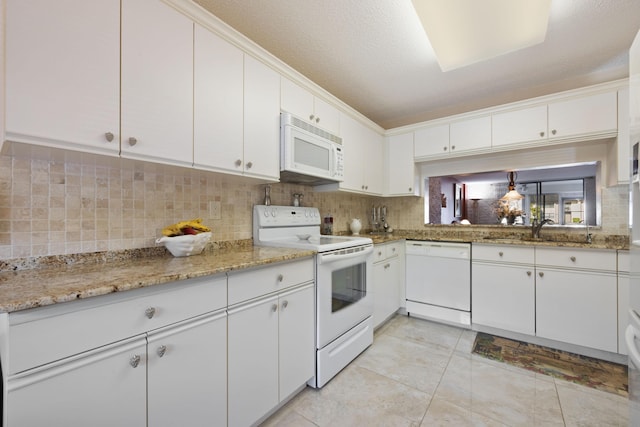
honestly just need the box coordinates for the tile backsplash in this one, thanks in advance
[0,146,628,260]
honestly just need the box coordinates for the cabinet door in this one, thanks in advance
[385,133,417,196]
[281,77,340,135]
[363,127,385,195]
[5,0,120,155]
[372,261,387,328]
[243,55,280,180]
[450,115,492,154]
[472,262,535,335]
[492,105,548,147]
[339,114,366,192]
[7,336,146,426]
[147,311,227,427]
[313,96,341,135]
[121,0,194,166]
[281,77,315,122]
[414,124,450,159]
[548,91,617,140]
[279,284,315,400]
[228,295,279,427]
[193,24,243,173]
[536,269,617,352]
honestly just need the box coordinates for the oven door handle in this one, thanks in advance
[317,245,373,264]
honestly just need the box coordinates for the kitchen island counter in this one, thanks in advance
[0,243,315,313]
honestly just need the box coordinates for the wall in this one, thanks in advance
[0,143,627,261]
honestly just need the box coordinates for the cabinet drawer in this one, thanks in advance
[228,258,314,306]
[8,275,226,375]
[386,241,403,259]
[373,245,387,263]
[472,244,534,264]
[535,247,616,271]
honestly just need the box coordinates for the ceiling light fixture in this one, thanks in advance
[412,0,552,71]
[501,171,524,201]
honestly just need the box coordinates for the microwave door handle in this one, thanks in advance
[333,148,338,177]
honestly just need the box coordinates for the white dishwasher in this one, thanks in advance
[405,240,471,327]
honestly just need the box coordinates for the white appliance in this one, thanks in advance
[627,28,640,425]
[253,205,373,388]
[279,112,345,185]
[405,240,471,326]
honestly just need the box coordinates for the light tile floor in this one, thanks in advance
[262,315,629,427]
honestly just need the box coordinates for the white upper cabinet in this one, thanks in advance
[385,133,418,196]
[120,0,194,167]
[414,123,450,159]
[492,105,548,148]
[243,55,281,181]
[413,116,491,160]
[548,91,617,141]
[449,115,492,154]
[5,0,120,156]
[193,24,244,173]
[336,114,383,195]
[281,77,341,135]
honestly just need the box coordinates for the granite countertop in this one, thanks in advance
[0,244,315,313]
[363,229,628,250]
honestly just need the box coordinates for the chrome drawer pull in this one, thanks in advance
[130,355,141,368]
[145,307,156,319]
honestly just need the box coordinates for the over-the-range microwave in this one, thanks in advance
[280,112,344,185]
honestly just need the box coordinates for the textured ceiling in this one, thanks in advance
[194,0,640,129]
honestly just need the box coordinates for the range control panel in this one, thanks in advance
[254,205,321,227]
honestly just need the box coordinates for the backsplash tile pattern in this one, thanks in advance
[0,147,628,260]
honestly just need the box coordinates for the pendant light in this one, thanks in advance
[501,171,524,201]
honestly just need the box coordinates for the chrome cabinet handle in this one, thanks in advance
[157,345,167,358]
[498,251,504,257]
[235,159,242,167]
[246,161,253,169]
[145,307,156,319]
[443,146,448,151]
[538,272,544,278]
[451,145,456,150]
[539,131,545,137]
[570,256,576,262]
[282,300,289,309]
[271,304,278,313]
[105,132,114,142]
[130,355,141,368]
[408,187,413,192]
[128,137,137,146]
[309,114,315,121]
[551,129,557,135]
[277,274,284,282]
[527,271,532,276]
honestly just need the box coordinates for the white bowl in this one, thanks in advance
[156,232,212,257]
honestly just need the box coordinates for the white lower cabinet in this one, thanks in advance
[536,268,617,352]
[472,244,621,354]
[147,311,227,427]
[373,242,403,328]
[472,262,535,335]
[228,294,280,427]
[227,259,315,427]
[7,336,147,426]
[228,283,314,427]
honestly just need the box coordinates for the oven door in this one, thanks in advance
[316,245,373,348]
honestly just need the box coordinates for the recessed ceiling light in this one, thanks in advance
[412,0,552,71]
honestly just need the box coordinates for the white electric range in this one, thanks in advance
[253,205,374,388]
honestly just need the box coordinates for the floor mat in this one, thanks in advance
[472,332,628,397]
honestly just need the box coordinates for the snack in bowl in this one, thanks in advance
[156,232,212,257]
[157,219,212,257]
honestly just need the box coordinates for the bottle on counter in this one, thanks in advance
[323,213,333,235]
